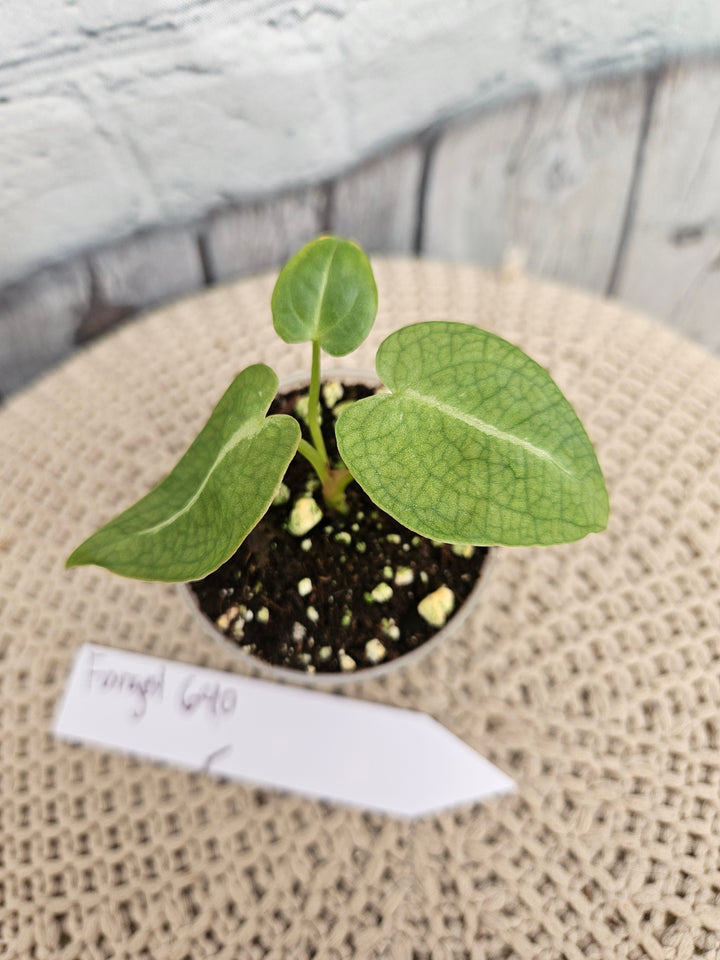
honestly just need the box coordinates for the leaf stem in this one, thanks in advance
[297,340,355,512]
[307,340,329,467]
[322,467,353,514]
[297,439,329,482]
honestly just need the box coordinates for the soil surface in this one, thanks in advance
[190,381,488,675]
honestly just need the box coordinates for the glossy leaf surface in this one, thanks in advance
[67,365,300,581]
[271,236,378,356]
[336,322,609,545]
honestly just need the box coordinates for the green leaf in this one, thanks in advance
[271,235,378,356]
[336,322,609,546]
[66,364,300,581]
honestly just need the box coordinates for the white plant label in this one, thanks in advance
[54,644,514,818]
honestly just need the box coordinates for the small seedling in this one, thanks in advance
[67,236,609,582]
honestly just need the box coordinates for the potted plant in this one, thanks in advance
[67,236,608,679]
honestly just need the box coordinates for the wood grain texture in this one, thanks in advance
[329,142,424,253]
[423,76,646,293]
[614,60,720,351]
[6,59,720,403]
[0,262,90,396]
[90,227,205,311]
[202,187,327,284]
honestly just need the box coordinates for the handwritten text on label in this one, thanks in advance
[87,650,237,723]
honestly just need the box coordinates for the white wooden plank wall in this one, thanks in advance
[423,75,646,294]
[202,187,327,284]
[2,56,720,399]
[90,229,204,312]
[613,61,720,352]
[329,143,424,254]
[0,263,90,395]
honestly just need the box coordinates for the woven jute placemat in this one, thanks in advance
[1,259,719,959]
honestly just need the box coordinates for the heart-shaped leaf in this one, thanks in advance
[336,322,609,546]
[271,236,378,356]
[67,364,300,581]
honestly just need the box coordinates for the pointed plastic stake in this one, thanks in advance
[55,644,514,819]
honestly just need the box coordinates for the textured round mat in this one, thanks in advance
[2,259,720,959]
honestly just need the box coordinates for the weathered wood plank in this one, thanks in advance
[202,187,326,283]
[329,142,424,253]
[614,60,720,351]
[89,227,205,312]
[0,262,90,396]
[423,75,646,293]
[73,226,207,346]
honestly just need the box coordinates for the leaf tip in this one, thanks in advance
[65,545,88,570]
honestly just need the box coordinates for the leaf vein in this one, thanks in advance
[139,420,263,538]
[402,389,575,478]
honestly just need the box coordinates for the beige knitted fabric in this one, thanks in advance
[2,259,720,959]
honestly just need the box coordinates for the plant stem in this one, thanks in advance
[307,340,329,466]
[299,339,354,513]
[322,467,353,514]
[297,439,329,482]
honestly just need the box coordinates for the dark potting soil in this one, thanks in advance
[189,381,489,675]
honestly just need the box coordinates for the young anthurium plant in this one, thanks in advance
[67,236,609,583]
